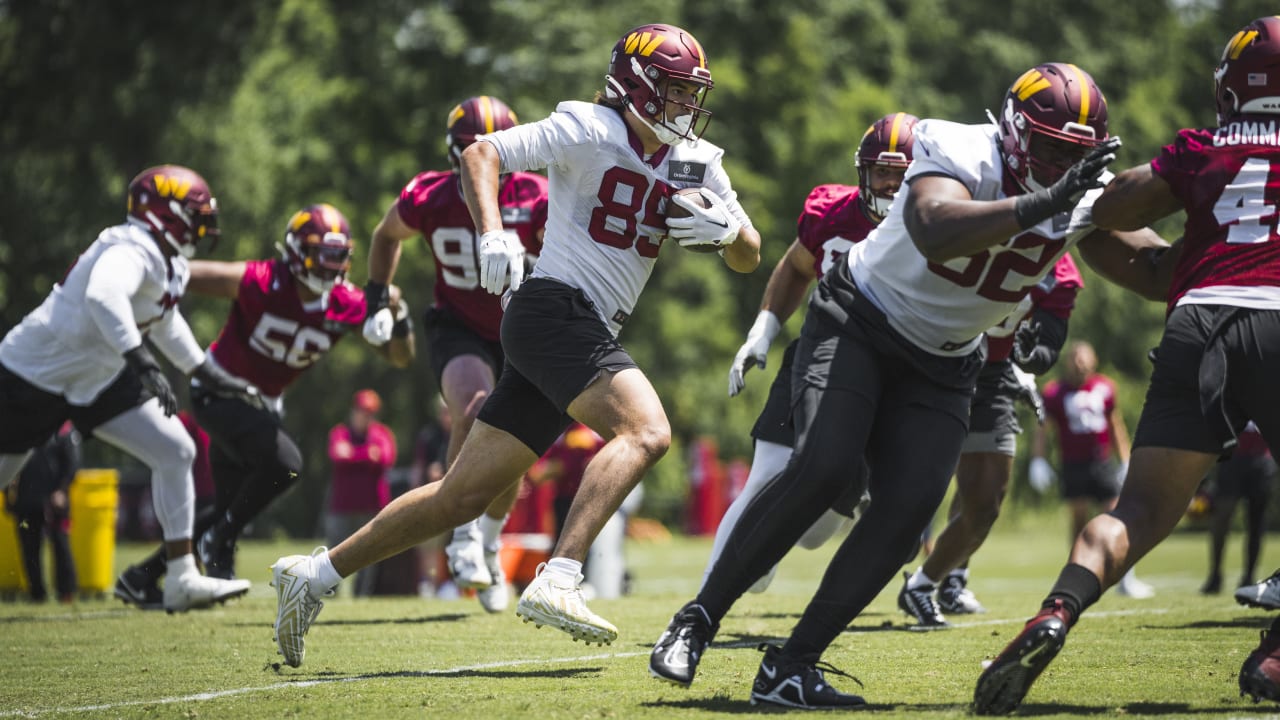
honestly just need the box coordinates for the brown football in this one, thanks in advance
[666,187,722,253]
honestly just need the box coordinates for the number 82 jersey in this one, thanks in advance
[396,170,548,341]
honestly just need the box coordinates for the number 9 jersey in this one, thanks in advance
[396,169,548,341]
[207,259,366,398]
[848,118,1103,356]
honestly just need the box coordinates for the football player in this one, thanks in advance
[0,165,254,612]
[708,112,919,593]
[975,18,1280,711]
[362,96,548,613]
[898,253,1082,628]
[113,203,413,607]
[270,23,760,668]
[653,62,1175,708]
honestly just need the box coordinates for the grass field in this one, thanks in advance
[3,508,1280,719]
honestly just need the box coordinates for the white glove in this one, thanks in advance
[362,307,394,346]
[667,190,741,250]
[478,229,525,295]
[1029,457,1054,494]
[728,311,782,397]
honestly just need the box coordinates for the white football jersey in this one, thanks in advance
[482,101,751,336]
[0,221,203,404]
[848,119,1104,356]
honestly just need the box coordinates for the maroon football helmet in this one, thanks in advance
[1215,16,1280,124]
[283,203,354,294]
[856,112,919,220]
[126,165,219,259]
[446,96,520,167]
[605,23,714,144]
[995,63,1109,193]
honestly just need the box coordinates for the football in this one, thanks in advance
[666,187,722,253]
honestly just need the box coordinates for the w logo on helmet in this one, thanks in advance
[624,31,667,57]
[152,174,192,200]
[1010,69,1052,101]
[1225,29,1262,61]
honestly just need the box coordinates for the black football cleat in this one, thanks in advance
[113,566,164,610]
[1240,617,1280,702]
[649,601,718,686]
[973,599,1071,715]
[898,572,950,629]
[750,643,866,709]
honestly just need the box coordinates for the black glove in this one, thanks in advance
[364,280,390,318]
[1013,136,1121,229]
[1012,320,1041,366]
[192,357,263,409]
[123,345,177,417]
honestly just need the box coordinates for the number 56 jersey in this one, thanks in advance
[396,170,548,341]
[207,259,366,398]
[482,100,753,336]
[849,119,1102,357]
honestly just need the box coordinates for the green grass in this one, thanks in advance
[2,508,1278,719]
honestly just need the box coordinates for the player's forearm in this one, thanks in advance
[460,142,505,234]
[759,257,813,323]
[368,231,403,285]
[1078,229,1175,302]
[905,196,1026,264]
[721,225,761,273]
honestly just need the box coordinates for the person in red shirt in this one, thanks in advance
[974,18,1280,711]
[325,390,397,596]
[1031,340,1150,600]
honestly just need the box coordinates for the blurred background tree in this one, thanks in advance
[2,0,1273,534]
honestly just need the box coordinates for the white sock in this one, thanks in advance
[545,557,582,582]
[452,519,479,545]
[167,553,198,577]
[478,514,506,552]
[948,568,969,581]
[312,550,343,598]
[907,567,938,590]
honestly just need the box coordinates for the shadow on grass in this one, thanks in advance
[1148,615,1271,631]
[237,612,472,628]
[643,698,960,714]
[291,666,604,681]
[1016,702,1253,716]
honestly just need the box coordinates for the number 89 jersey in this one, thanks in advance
[849,119,1100,357]
[1152,122,1280,313]
[483,101,752,336]
[396,170,548,341]
[208,259,366,398]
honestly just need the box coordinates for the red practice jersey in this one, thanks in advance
[209,259,366,397]
[1042,374,1118,464]
[796,184,879,279]
[1151,123,1280,313]
[397,170,547,340]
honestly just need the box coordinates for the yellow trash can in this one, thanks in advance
[0,503,29,592]
[68,469,118,594]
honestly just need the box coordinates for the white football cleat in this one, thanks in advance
[271,547,334,668]
[446,535,493,590]
[477,547,509,614]
[163,567,250,613]
[516,563,617,645]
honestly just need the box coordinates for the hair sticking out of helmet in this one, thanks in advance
[994,62,1109,194]
[1215,16,1280,125]
[126,165,219,259]
[446,96,520,167]
[856,112,919,221]
[604,23,714,146]
[282,203,354,294]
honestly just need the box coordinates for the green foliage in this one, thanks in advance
[2,1,1272,532]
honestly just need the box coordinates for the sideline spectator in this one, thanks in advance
[325,390,397,596]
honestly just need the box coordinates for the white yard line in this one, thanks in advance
[0,606,1176,717]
